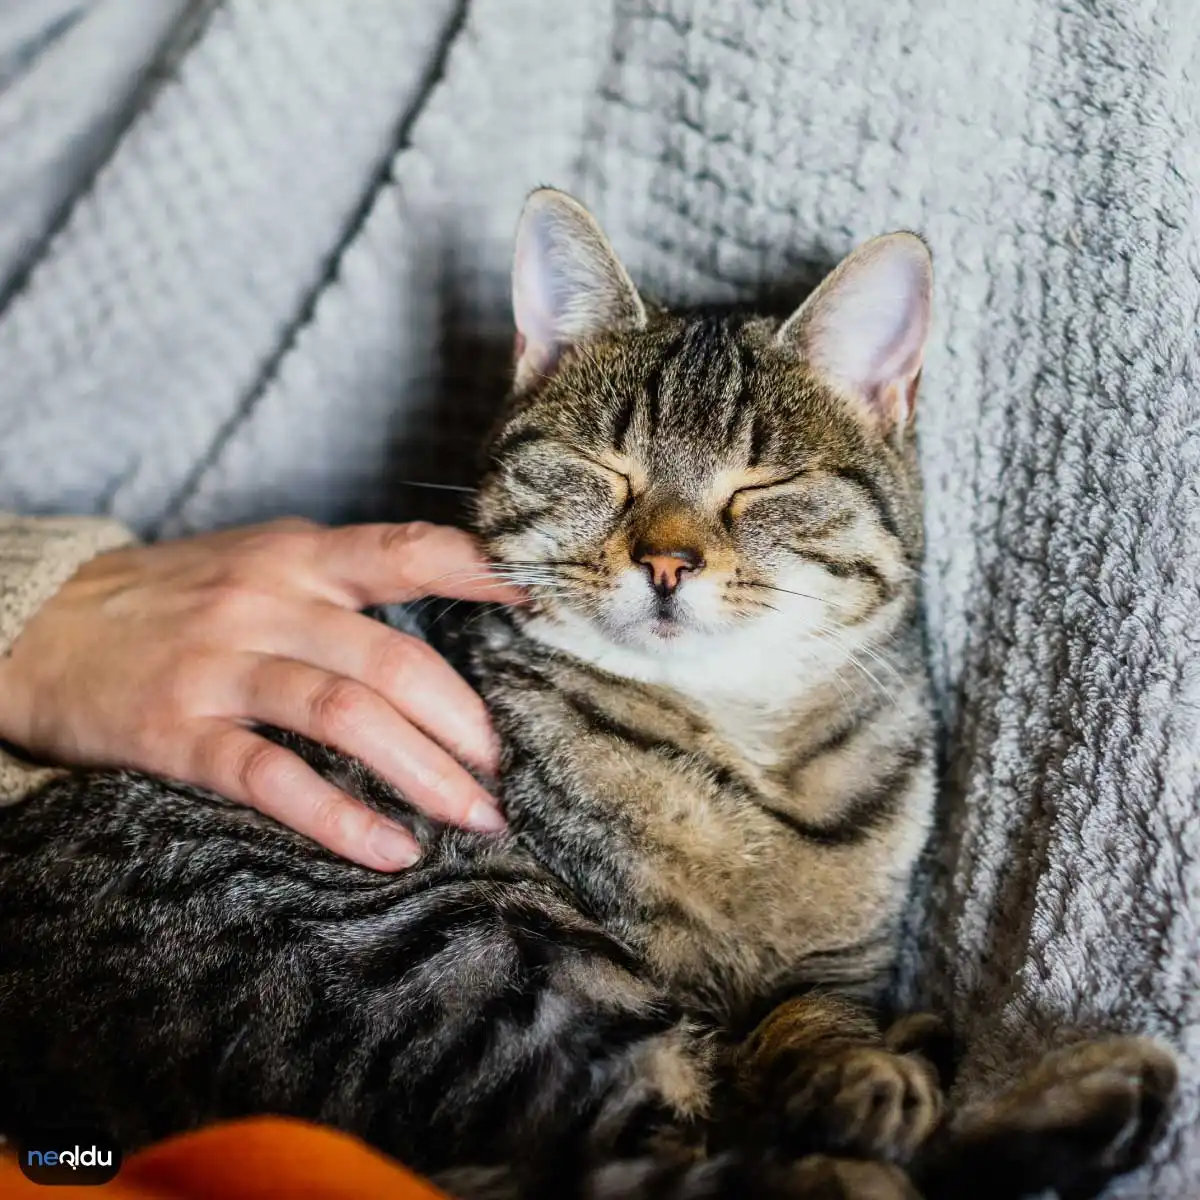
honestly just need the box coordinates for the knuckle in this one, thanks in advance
[271,526,323,560]
[427,771,461,804]
[137,731,176,771]
[232,738,287,798]
[414,759,461,804]
[238,519,323,565]
[190,583,261,639]
[305,793,352,846]
[380,522,434,558]
[309,677,374,738]
[372,634,423,687]
[139,701,190,759]
[142,660,214,740]
[190,728,238,786]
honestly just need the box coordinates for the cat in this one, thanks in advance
[0,189,1175,1200]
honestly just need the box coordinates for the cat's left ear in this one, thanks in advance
[777,233,932,430]
[512,188,646,391]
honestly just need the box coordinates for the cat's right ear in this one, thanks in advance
[511,189,646,391]
[776,232,932,432]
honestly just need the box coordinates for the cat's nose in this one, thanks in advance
[632,542,705,598]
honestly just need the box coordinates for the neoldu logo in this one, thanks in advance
[16,1127,122,1186]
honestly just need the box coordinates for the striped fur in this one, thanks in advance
[0,192,1174,1199]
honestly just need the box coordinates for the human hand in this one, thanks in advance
[0,519,523,870]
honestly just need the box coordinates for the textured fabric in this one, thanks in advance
[0,1,1197,1193]
[0,514,137,803]
[0,0,193,294]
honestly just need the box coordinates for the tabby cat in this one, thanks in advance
[0,190,1175,1199]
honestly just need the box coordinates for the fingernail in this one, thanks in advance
[466,798,507,834]
[368,822,421,869]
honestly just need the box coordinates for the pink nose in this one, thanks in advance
[632,543,704,598]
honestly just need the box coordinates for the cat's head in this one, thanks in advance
[475,189,931,662]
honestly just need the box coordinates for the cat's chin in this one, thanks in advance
[598,606,733,652]
[646,617,686,641]
[522,602,722,664]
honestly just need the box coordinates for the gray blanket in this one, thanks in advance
[1,2,1197,1193]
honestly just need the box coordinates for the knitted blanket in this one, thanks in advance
[1,2,1197,1193]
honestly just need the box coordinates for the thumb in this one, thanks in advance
[320,522,525,606]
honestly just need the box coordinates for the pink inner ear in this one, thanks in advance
[902,368,922,422]
[512,326,562,387]
[782,234,932,428]
[873,372,920,428]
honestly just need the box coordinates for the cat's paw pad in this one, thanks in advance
[784,1046,943,1163]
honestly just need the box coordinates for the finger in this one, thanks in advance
[188,723,422,871]
[316,522,525,606]
[236,657,507,834]
[260,607,501,776]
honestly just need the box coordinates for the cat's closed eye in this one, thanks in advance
[574,451,638,512]
[723,471,810,522]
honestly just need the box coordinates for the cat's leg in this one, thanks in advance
[584,1153,921,1199]
[436,1011,923,1200]
[557,1017,922,1199]
[730,993,944,1165]
[450,1158,922,1200]
[913,1035,1177,1200]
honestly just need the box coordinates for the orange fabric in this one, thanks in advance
[0,1117,452,1199]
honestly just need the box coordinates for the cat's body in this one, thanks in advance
[0,192,1174,1199]
[476,472,934,1021]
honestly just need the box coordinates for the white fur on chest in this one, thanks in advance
[523,598,890,769]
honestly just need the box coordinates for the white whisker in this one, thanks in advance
[394,479,477,494]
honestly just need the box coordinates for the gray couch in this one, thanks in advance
[1,2,1197,1193]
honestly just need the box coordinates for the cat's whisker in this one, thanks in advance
[808,627,897,706]
[396,574,552,624]
[745,582,849,611]
[499,558,600,572]
[393,479,478,494]
[418,597,475,634]
[488,565,573,578]
[846,641,906,685]
[819,659,857,722]
[398,564,526,595]
[841,653,897,705]
[813,621,906,686]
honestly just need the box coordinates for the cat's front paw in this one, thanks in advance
[734,995,945,1165]
[988,1037,1173,1187]
[919,1035,1177,1200]
[781,1044,943,1163]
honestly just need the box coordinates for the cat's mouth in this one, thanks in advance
[649,615,683,640]
[649,596,685,639]
[602,583,724,647]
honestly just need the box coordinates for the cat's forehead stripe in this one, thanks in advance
[640,318,750,459]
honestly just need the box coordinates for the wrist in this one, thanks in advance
[0,516,137,660]
[0,656,29,750]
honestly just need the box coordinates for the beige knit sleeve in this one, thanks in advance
[0,514,138,804]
